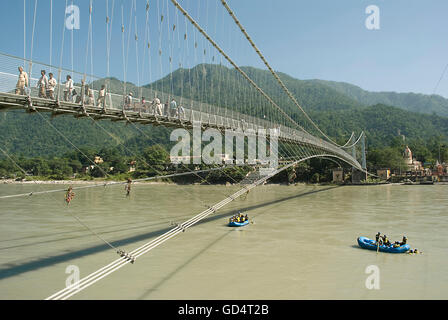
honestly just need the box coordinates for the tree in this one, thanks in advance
[142,145,169,168]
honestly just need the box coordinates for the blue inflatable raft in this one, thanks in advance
[357,236,410,253]
[228,220,249,227]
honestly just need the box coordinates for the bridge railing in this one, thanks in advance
[0,52,360,167]
[0,51,278,130]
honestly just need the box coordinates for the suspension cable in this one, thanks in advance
[0,144,120,253]
[219,0,354,149]
[169,0,309,137]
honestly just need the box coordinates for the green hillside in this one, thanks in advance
[0,63,447,165]
[313,79,448,117]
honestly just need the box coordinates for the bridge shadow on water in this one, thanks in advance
[137,185,341,299]
[0,185,341,281]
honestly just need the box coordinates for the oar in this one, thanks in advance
[376,236,380,253]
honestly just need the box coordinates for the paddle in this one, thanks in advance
[376,234,380,253]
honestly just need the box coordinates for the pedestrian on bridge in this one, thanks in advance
[164,101,169,116]
[47,73,57,100]
[97,85,106,110]
[177,104,185,120]
[141,97,149,113]
[85,85,94,105]
[153,97,163,116]
[15,66,29,95]
[64,75,74,102]
[76,80,86,104]
[170,98,177,117]
[124,92,133,110]
[37,70,48,98]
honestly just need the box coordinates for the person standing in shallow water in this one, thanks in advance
[125,178,132,197]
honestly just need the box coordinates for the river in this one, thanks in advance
[0,183,447,299]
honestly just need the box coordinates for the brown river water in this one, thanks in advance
[0,183,447,299]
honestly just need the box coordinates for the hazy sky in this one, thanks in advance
[0,0,447,98]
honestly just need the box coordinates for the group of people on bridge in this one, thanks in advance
[124,93,185,118]
[14,66,187,118]
[15,67,98,106]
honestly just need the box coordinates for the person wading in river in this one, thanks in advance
[125,178,132,197]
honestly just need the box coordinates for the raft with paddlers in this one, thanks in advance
[229,220,249,227]
[357,236,410,253]
[228,211,249,227]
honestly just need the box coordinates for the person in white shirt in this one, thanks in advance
[15,66,29,95]
[64,75,74,102]
[47,73,57,100]
[37,70,48,98]
[97,85,106,109]
[153,97,162,115]
[177,104,185,119]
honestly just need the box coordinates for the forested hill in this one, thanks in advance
[312,79,448,117]
[0,63,447,158]
[146,64,363,114]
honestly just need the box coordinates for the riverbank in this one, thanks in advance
[1,178,385,188]
[0,178,175,185]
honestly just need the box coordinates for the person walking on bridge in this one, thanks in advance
[64,75,74,102]
[163,101,168,116]
[170,98,177,117]
[15,66,29,95]
[37,70,48,98]
[177,103,185,120]
[47,73,57,100]
[97,85,106,110]
[86,85,94,105]
[76,80,86,104]
[153,96,162,116]
[124,92,133,110]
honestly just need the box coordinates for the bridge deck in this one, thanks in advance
[0,92,360,168]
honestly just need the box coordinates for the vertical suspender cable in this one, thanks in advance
[71,0,74,76]
[107,0,115,107]
[125,0,134,96]
[58,0,69,100]
[23,0,26,65]
[106,0,109,95]
[84,1,92,79]
[121,3,126,100]
[50,0,53,72]
[28,0,38,79]
[142,0,149,97]
[134,1,140,98]
[89,1,94,88]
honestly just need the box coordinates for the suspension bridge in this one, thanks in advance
[0,0,368,300]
